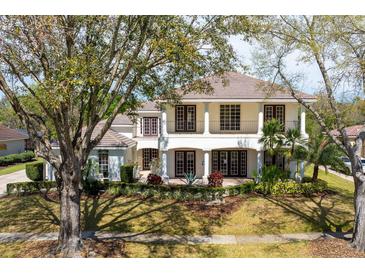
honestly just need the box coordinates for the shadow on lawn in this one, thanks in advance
[81,195,222,236]
[263,193,353,234]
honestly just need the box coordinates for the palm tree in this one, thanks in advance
[285,128,307,176]
[307,134,347,182]
[259,119,286,157]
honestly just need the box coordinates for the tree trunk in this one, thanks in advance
[351,176,365,252]
[58,165,82,257]
[312,164,319,182]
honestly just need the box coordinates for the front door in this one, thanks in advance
[175,151,196,177]
[212,150,247,177]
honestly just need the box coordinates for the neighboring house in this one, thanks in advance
[330,125,365,157]
[45,72,316,182]
[0,124,29,156]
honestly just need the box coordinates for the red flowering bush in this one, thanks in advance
[208,171,224,187]
[147,173,163,185]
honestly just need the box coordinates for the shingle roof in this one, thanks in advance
[51,125,136,148]
[330,125,365,138]
[180,72,316,100]
[91,125,136,147]
[0,124,29,142]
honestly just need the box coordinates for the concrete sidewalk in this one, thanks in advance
[0,169,30,194]
[0,231,351,245]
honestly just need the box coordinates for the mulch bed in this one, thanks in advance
[309,238,365,258]
[182,196,246,218]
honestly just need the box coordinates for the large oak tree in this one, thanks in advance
[252,15,365,251]
[0,16,248,256]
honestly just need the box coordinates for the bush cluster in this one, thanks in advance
[120,164,135,183]
[254,179,327,195]
[208,171,224,187]
[147,173,163,185]
[7,181,57,195]
[25,162,44,181]
[107,181,255,201]
[0,151,35,166]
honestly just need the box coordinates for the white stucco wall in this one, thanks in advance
[0,139,26,156]
[46,147,135,182]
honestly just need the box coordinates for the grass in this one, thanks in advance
[0,240,311,258]
[0,165,355,236]
[0,166,358,258]
[0,158,43,176]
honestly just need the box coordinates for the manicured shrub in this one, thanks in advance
[0,151,35,166]
[120,164,135,183]
[6,180,57,195]
[208,171,224,187]
[25,162,43,181]
[147,173,163,185]
[254,179,327,195]
[106,180,256,201]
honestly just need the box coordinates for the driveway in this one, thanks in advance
[0,169,30,194]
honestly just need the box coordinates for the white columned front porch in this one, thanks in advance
[203,102,210,135]
[257,103,264,135]
[203,150,210,183]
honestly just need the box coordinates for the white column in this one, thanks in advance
[289,160,297,179]
[300,105,308,138]
[203,150,210,183]
[161,150,169,183]
[136,117,142,137]
[203,102,210,135]
[300,161,305,181]
[257,103,264,135]
[256,150,263,180]
[161,107,168,137]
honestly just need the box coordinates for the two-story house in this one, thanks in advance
[45,72,316,183]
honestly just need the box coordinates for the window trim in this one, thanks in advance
[211,150,247,177]
[175,105,196,132]
[98,150,109,179]
[174,150,196,177]
[143,117,159,136]
[142,148,159,170]
[219,104,241,131]
[264,104,286,125]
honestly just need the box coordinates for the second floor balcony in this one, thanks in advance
[165,120,299,135]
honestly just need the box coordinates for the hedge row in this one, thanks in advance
[0,151,35,166]
[106,181,256,201]
[6,181,57,195]
[254,179,328,195]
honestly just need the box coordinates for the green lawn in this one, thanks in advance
[0,240,311,258]
[0,165,355,236]
[0,158,43,176]
[0,166,357,257]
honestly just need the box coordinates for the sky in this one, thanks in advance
[229,35,322,95]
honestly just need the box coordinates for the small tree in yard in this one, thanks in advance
[0,16,252,256]
[306,133,347,182]
[250,15,365,251]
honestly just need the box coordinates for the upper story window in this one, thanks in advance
[264,105,285,125]
[175,105,196,132]
[220,104,240,131]
[142,117,159,136]
[98,150,109,178]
